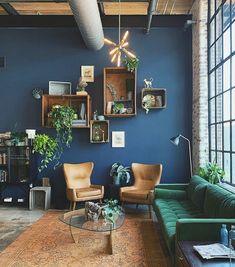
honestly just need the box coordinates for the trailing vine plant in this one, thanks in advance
[123,56,139,73]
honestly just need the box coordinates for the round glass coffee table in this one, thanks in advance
[59,208,125,254]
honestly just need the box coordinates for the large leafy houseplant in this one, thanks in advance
[110,162,131,185]
[32,134,58,172]
[49,105,75,147]
[101,199,123,223]
[198,161,225,184]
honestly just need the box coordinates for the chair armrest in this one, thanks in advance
[90,184,104,195]
[155,188,188,200]
[66,188,77,200]
[120,186,136,194]
[176,218,235,242]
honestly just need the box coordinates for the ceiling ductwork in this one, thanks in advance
[68,0,104,51]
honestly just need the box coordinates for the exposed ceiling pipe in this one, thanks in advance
[68,0,104,51]
[146,0,158,34]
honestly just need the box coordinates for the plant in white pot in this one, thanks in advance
[110,162,131,186]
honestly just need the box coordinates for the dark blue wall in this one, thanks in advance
[0,27,192,207]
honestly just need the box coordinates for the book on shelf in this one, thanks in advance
[193,243,235,259]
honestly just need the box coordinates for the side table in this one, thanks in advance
[29,186,51,210]
[176,241,234,267]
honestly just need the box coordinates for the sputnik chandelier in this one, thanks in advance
[104,0,136,67]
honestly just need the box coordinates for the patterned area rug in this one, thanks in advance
[0,210,169,267]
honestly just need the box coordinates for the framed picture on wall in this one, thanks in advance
[112,131,125,148]
[81,65,94,82]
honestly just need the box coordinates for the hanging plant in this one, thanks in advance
[123,56,139,73]
[49,105,76,147]
[32,134,58,172]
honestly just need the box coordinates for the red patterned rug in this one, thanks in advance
[0,210,169,267]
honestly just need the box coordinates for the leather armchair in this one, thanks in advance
[120,163,162,218]
[63,162,104,210]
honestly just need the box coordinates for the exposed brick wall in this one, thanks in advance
[191,0,209,173]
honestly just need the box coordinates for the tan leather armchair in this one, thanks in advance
[63,162,104,210]
[120,163,162,218]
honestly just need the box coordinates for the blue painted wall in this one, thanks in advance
[0,27,192,207]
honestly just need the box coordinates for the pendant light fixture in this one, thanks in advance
[104,0,136,67]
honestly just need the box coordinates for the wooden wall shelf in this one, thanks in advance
[42,95,91,128]
[104,67,136,117]
[90,120,109,143]
[141,88,167,110]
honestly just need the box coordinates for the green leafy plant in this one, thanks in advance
[101,199,123,223]
[198,161,225,184]
[11,132,27,145]
[123,56,139,73]
[32,134,58,172]
[49,105,75,147]
[113,102,124,114]
[110,162,131,185]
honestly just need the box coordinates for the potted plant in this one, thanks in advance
[11,132,27,146]
[76,77,88,95]
[198,161,225,184]
[110,162,131,185]
[32,134,58,172]
[123,56,139,73]
[101,199,123,223]
[113,102,125,114]
[49,105,76,147]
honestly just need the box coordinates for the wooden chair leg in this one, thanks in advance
[121,201,125,208]
[99,199,102,204]
[72,202,76,211]
[148,205,152,219]
[69,201,72,210]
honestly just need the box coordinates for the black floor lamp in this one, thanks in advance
[170,134,193,178]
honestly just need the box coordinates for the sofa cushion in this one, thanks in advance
[186,175,209,209]
[121,189,149,200]
[204,185,235,218]
[76,187,102,198]
[155,188,187,200]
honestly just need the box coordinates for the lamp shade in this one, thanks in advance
[170,135,181,146]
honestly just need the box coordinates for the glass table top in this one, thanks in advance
[59,208,125,232]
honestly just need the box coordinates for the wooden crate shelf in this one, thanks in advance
[141,88,167,110]
[42,94,92,128]
[104,67,136,117]
[90,120,109,143]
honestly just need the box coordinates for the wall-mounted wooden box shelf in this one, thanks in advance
[141,88,167,110]
[104,67,136,117]
[42,95,91,128]
[90,120,109,143]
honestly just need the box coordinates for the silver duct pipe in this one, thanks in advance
[68,0,104,51]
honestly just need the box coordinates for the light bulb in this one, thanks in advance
[122,31,129,42]
[104,38,116,46]
[117,52,121,67]
[110,47,119,55]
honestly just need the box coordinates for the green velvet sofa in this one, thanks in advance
[153,175,235,264]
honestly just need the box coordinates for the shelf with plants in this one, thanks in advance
[90,120,109,143]
[42,94,92,128]
[141,88,167,113]
[104,67,136,117]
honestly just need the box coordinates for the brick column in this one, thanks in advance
[191,0,209,173]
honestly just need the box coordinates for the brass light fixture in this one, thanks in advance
[104,0,136,67]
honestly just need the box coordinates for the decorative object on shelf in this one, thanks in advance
[76,77,88,95]
[97,115,105,121]
[113,102,125,114]
[85,201,102,222]
[123,56,139,73]
[42,177,50,187]
[25,129,36,145]
[101,199,123,223]
[170,134,193,177]
[49,105,75,147]
[112,131,125,148]
[92,124,104,142]
[197,161,225,184]
[81,65,94,82]
[144,78,153,88]
[126,79,134,100]
[110,162,131,186]
[32,134,58,172]
[104,0,136,67]
[142,94,156,114]
[93,110,98,120]
[32,88,43,99]
[49,81,71,95]
[106,83,117,101]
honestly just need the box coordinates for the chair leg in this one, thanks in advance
[69,201,72,210]
[148,205,152,219]
[121,201,125,208]
[99,199,102,204]
[72,202,76,211]
[136,204,139,209]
